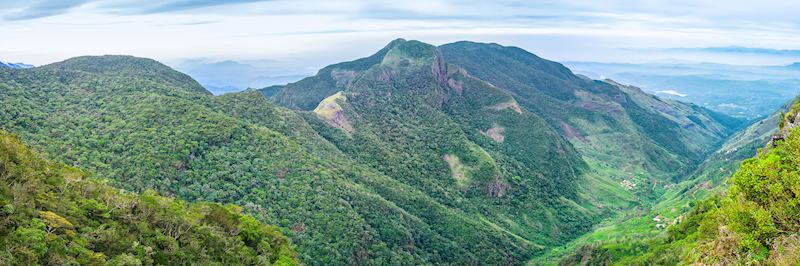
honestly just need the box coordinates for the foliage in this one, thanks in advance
[439,41,744,186]
[0,130,298,265]
[0,53,554,265]
[0,39,747,265]
[562,101,800,265]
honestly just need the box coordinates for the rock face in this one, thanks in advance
[431,50,448,85]
[784,111,800,132]
[771,108,800,146]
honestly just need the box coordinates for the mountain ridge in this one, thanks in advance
[0,60,33,69]
[1,38,754,265]
[259,38,747,262]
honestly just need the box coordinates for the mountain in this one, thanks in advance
[1,54,567,265]
[565,61,800,120]
[262,39,745,260]
[0,129,297,265]
[1,39,747,265]
[270,40,744,188]
[437,42,744,185]
[0,60,33,69]
[545,99,789,264]
[175,59,313,95]
[671,46,800,56]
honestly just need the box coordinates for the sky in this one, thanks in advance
[3,0,800,88]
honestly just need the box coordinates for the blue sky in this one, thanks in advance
[3,0,800,69]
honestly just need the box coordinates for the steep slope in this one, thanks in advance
[265,39,745,263]
[566,101,800,265]
[270,38,406,110]
[2,39,747,265]
[0,129,297,265]
[652,100,790,215]
[266,39,607,257]
[437,41,744,203]
[1,54,582,265]
[538,104,785,265]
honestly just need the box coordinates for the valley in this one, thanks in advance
[1,37,786,265]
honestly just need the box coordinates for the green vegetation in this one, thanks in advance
[266,39,746,264]
[557,101,800,265]
[534,100,786,265]
[438,42,744,202]
[1,39,752,265]
[0,130,297,265]
[0,51,570,264]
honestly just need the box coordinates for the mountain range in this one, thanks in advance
[565,61,800,120]
[0,60,33,69]
[0,39,791,265]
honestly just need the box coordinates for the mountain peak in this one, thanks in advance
[43,55,210,95]
[385,37,407,47]
[44,55,169,73]
[381,39,438,66]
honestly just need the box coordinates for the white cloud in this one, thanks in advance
[1,0,800,67]
[655,90,687,97]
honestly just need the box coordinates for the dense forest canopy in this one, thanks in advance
[0,38,782,265]
[0,130,297,265]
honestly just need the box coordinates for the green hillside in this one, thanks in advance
[438,42,744,187]
[0,129,297,265]
[1,55,541,264]
[533,102,787,264]
[276,39,595,245]
[0,52,584,264]
[262,39,747,263]
[556,100,800,265]
[1,39,749,265]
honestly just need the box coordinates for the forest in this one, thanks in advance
[0,129,297,265]
[0,39,792,265]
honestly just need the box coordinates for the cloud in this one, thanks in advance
[103,0,273,15]
[3,0,800,67]
[2,0,91,20]
[655,90,687,97]
[0,0,272,20]
[156,20,219,26]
